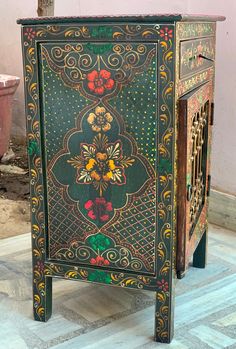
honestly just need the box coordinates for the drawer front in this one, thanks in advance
[177,81,213,272]
[180,37,215,79]
[176,22,216,96]
[39,41,158,275]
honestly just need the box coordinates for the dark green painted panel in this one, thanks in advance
[40,65,91,161]
[39,41,158,275]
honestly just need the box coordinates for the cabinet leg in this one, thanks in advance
[33,265,52,322]
[193,229,207,269]
[177,270,186,279]
[154,282,174,342]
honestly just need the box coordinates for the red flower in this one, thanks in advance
[160,27,173,41]
[157,279,169,292]
[24,27,36,41]
[87,69,114,95]
[84,197,113,222]
[90,255,110,266]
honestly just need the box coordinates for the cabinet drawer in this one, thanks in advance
[179,37,215,79]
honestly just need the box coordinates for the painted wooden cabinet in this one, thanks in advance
[18,14,225,343]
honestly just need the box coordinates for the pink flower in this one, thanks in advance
[35,261,44,273]
[24,27,36,41]
[160,27,173,41]
[157,279,169,292]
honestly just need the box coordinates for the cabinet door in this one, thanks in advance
[39,41,158,275]
[177,81,213,273]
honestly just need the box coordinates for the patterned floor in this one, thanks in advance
[0,224,236,349]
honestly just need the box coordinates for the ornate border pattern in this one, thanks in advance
[22,27,51,320]
[177,22,216,40]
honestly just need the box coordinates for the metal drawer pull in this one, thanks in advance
[188,54,214,62]
[198,54,214,62]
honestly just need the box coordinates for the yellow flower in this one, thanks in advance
[103,171,113,181]
[91,170,101,181]
[87,106,113,132]
[108,160,115,170]
[85,158,97,171]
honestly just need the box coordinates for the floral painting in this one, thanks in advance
[67,131,134,195]
[50,101,151,226]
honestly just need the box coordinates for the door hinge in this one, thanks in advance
[210,102,214,126]
[207,174,211,196]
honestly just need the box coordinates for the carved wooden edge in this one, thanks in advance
[176,98,188,273]
[16,14,225,25]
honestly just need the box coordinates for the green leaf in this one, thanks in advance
[88,270,112,284]
[28,140,39,156]
[159,158,172,174]
[87,233,112,252]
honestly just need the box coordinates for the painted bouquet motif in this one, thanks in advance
[87,233,111,266]
[67,107,135,197]
[67,105,135,222]
[52,95,149,226]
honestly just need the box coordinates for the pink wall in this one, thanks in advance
[0,0,235,195]
[0,0,37,136]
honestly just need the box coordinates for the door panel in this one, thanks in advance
[177,81,213,273]
[39,41,158,275]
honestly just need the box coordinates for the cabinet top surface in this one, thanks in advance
[17,13,225,25]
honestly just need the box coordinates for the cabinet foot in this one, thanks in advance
[177,270,186,279]
[33,270,52,322]
[154,288,174,343]
[193,230,207,269]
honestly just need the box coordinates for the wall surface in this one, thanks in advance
[0,0,37,136]
[0,0,235,195]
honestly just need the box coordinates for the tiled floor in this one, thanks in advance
[0,224,236,348]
